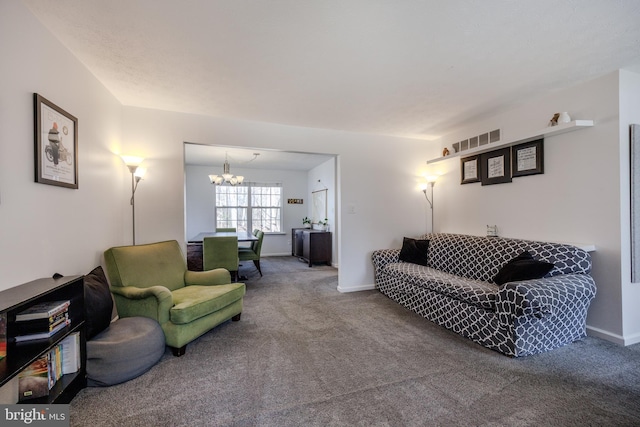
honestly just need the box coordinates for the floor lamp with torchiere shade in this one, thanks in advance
[420,176,438,233]
[121,155,146,245]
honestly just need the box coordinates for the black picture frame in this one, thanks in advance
[512,138,544,177]
[480,147,511,185]
[460,155,480,184]
[34,93,78,189]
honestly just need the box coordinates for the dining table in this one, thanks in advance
[188,231,258,243]
[187,231,258,273]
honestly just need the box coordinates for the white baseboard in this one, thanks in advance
[337,283,376,293]
[624,332,640,346]
[587,325,628,346]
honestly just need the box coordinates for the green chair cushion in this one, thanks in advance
[170,283,245,324]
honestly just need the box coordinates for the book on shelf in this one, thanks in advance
[47,346,63,390]
[14,318,71,343]
[15,300,70,321]
[60,332,81,375]
[14,311,69,334]
[18,354,49,401]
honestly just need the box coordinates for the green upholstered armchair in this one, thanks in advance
[103,240,245,356]
[239,230,264,276]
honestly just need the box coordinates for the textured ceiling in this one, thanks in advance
[23,0,640,141]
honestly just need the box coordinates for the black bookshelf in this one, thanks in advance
[0,275,86,404]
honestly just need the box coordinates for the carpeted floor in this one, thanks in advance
[70,256,640,426]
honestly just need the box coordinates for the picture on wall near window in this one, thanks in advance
[460,155,480,184]
[480,147,512,185]
[34,93,78,189]
[512,138,544,177]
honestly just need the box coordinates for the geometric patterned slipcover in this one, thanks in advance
[372,233,597,357]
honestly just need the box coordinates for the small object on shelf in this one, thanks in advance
[549,113,560,126]
[557,111,571,124]
[302,217,311,228]
[15,300,70,321]
[442,147,450,156]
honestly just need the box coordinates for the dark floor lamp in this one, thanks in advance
[121,156,146,245]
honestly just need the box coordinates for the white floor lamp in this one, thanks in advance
[421,176,437,233]
[121,156,146,245]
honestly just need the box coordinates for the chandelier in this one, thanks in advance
[208,154,244,186]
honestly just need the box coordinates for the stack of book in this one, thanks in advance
[14,300,70,343]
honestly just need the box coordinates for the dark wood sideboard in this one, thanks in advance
[292,228,332,267]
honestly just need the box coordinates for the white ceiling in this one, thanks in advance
[23,0,640,144]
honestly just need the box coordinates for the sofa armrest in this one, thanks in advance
[110,285,173,324]
[184,269,232,286]
[496,274,596,322]
[372,249,401,282]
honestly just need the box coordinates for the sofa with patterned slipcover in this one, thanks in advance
[372,233,596,357]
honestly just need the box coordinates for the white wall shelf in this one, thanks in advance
[427,120,594,164]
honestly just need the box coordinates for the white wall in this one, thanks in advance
[0,1,126,291]
[185,164,310,256]
[429,71,639,344]
[619,69,640,345]
[122,106,431,292]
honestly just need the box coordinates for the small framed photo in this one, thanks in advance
[512,138,544,177]
[34,94,78,189]
[460,155,480,184]
[480,147,512,185]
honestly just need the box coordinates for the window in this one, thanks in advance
[215,183,282,232]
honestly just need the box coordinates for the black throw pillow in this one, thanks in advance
[493,251,554,285]
[84,266,114,340]
[399,237,430,266]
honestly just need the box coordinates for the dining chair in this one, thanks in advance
[203,236,239,281]
[216,227,237,232]
[238,230,264,276]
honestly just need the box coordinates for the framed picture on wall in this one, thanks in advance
[34,93,79,189]
[512,138,544,177]
[460,155,480,184]
[480,147,511,185]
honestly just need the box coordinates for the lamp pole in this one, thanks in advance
[121,156,146,245]
[423,181,435,233]
[126,164,144,245]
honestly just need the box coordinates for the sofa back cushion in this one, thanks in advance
[104,240,187,291]
[418,233,591,283]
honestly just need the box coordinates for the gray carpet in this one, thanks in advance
[71,256,640,426]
